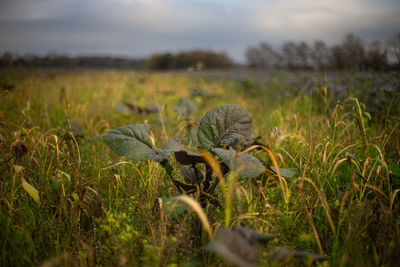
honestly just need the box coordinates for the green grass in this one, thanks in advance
[0,68,399,266]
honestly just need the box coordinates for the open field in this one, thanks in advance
[0,68,399,266]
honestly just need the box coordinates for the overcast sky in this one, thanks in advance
[1,0,399,62]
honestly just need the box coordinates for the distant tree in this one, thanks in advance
[282,41,298,69]
[148,53,173,70]
[341,33,366,69]
[246,43,281,70]
[311,40,330,70]
[148,50,232,70]
[328,33,366,69]
[296,41,311,69]
[0,52,13,67]
[364,40,388,70]
[387,32,400,65]
[246,46,263,69]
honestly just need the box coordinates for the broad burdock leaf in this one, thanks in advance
[103,124,168,162]
[114,102,134,114]
[233,227,275,245]
[191,87,210,97]
[198,104,253,150]
[144,104,160,114]
[212,148,266,179]
[268,248,328,264]
[114,102,159,115]
[70,120,84,138]
[181,166,204,185]
[270,167,298,178]
[163,137,205,165]
[175,97,197,117]
[206,227,259,267]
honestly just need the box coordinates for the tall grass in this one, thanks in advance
[0,68,399,266]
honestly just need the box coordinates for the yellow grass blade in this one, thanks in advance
[171,195,212,239]
[21,178,40,205]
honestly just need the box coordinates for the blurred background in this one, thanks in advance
[1,0,400,70]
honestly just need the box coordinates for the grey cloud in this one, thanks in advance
[0,0,399,62]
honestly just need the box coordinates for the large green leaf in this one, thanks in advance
[206,227,259,267]
[103,124,168,162]
[198,104,253,150]
[212,148,266,179]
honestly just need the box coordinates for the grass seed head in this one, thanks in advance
[10,140,28,160]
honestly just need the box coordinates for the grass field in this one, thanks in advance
[0,68,399,266]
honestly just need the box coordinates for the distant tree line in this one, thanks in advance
[0,50,233,70]
[246,32,400,70]
[0,53,147,69]
[147,50,233,70]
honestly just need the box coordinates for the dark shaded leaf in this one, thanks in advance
[212,148,266,179]
[103,124,168,162]
[206,227,259,267]
[163,137,205,165]
[198,104,253,150]
[182,166,204,185]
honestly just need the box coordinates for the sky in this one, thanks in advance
[0,0,399,62]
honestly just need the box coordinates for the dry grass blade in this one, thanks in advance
[259,146,290,204]
[198,147,225,187]
[171,195,213,239]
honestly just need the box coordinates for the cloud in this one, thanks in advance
[243,0,400,41]
[0,0,399,62]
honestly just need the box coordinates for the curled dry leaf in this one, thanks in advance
[10,140,28,160]
[163,137,205,165]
